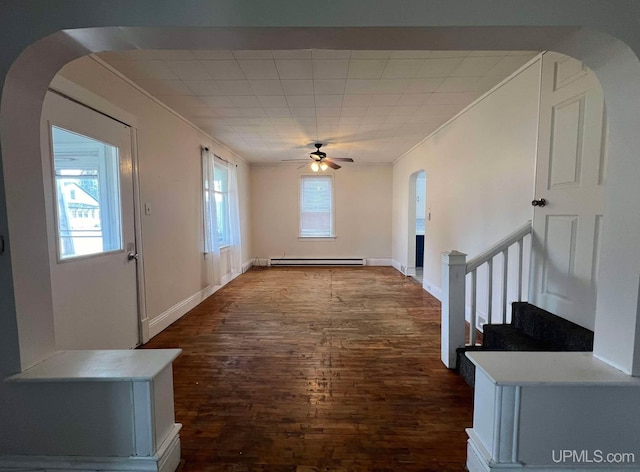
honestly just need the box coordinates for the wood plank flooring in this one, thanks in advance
[143,267,473,471]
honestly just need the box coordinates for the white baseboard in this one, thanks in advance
[149,286,218,338]
[241,259,253,273]
[148,270,243,339]
[466,434,495,472]
[0,427,181,472]
[220,271,236,286]
[466,432,640,472]
[422,278,442,301]
[390,260,417,277]
[250,258,392,268]
[157,427,181,472]
[365,258,392,266]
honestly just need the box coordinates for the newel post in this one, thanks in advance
[441,250,467,368]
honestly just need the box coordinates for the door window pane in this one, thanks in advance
[51,126,123,260]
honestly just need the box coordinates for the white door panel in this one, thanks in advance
[41,92,139,349]
[530,52,605,329]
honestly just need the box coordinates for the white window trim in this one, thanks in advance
[298,173,336,239]
[297,236,337,241]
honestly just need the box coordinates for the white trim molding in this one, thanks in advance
[148,286,217,338]
[391,260,414,276]
[422,278,442,301]
[242,259,253,273]
[0,426,181,472]
[148,271,242,339]
[221,270,242,286]
[365,258,392,266]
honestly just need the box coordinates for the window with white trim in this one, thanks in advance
[203,154,230,251]
[300,175,334,238]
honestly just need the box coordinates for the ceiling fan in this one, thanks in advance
[283,143,355,171]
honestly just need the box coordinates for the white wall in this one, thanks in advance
[392,59,540,305]
[53,56,252,339]
[251,164,392,262]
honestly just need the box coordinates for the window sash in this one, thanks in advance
[213,161,230,246]
[51,126,123,261]
[300,175,334,238]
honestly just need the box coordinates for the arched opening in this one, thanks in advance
[2,7,640,378]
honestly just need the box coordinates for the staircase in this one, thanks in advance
[441,221,532,369]
[456,302,594,387]
[440,221,595,387]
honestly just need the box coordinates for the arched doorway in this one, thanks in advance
[2,2,640,377]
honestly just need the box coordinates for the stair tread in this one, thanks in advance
[455,302,595,388]
[512,302,594,350]
[482,324,551,351]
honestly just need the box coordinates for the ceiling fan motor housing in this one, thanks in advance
[310,143,327,161]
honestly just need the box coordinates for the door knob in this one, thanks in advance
[127,251,140,261]
[531,198,547,207]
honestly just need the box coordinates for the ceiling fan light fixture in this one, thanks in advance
[310,162,320,172]
[320,162,328,171]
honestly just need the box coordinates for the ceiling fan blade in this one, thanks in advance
[325,160,341,170]
[326,157,354,162]
[282,158,310,162]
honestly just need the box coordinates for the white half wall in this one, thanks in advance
[53,56,252,339]
[392,59,540,304]
[251,164,392,261]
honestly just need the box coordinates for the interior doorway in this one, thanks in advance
[408,170,426,283]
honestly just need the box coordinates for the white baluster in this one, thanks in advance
[487,258,493,325]
[502,249,508,323]
[518,238,524,302]
[470,269,477,346]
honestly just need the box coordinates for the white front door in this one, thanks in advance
[530,52,607,329]
[41,91,140,349]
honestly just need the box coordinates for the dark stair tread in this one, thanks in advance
[455,347,480,388]
[454,303,595,388]
[511,302,594,350]
[455,345,483,368]
[482,324,551,351]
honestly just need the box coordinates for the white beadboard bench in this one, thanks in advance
[1,349,182,472]
[466,351,640,472]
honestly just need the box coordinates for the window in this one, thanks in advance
[51,126,122,260]
[213,162,230,246]
[300,175,334,238]
[203,152,230,251]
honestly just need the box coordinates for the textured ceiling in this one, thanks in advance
[97,49,538,164]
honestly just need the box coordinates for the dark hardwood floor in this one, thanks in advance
[143,267,473,471]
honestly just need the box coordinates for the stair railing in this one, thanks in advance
[441,221,532,368]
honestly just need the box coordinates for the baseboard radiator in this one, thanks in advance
[269,257,365,267]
